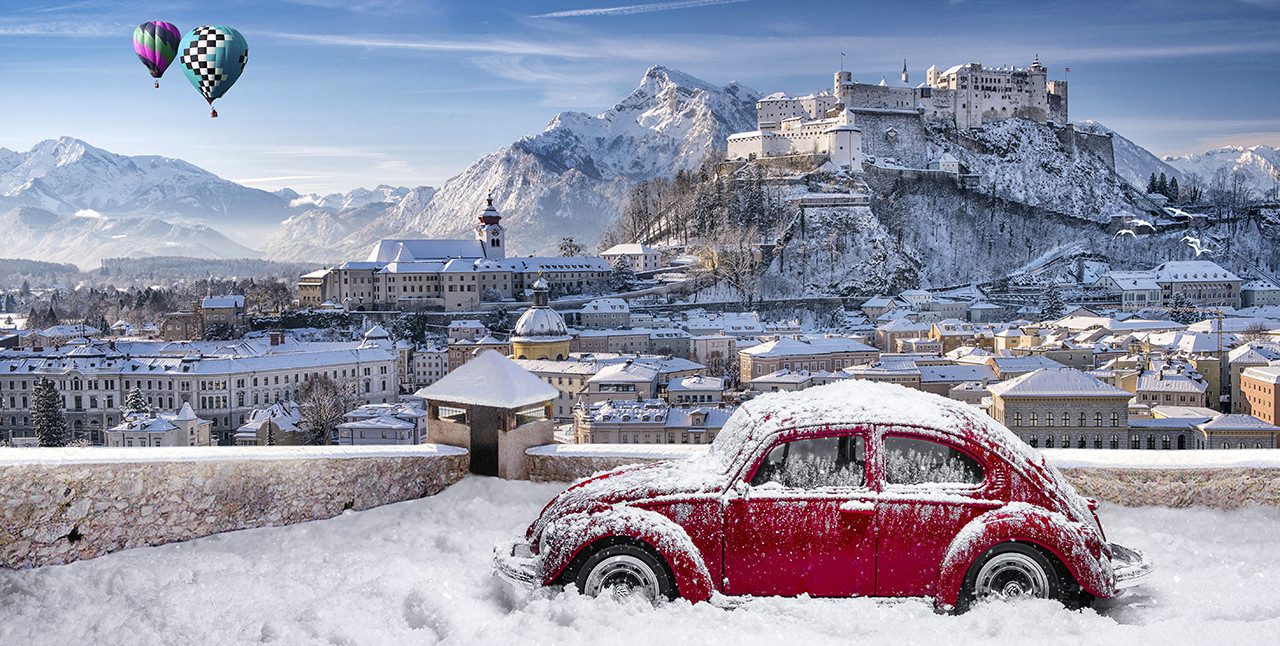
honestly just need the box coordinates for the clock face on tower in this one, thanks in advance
[489,225,501,236]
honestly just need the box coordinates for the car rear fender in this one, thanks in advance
[935,502,1115,608]
[540,505,715,602]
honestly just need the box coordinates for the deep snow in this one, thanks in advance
[2,477,1277,645]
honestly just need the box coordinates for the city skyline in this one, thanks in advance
[1,0,1278,192]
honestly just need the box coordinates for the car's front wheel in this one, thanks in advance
[959,543,1062,611]
[573,542,676,603]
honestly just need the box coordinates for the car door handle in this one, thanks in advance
[839,500,876,515]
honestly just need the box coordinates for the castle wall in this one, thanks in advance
[851,112,934,168]
[847,83,916,111]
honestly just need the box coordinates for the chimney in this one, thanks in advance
[269,331,284,346]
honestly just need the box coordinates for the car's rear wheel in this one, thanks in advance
[573,542,676,604]
[959,543,1061,611]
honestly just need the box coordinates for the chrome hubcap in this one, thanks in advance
[584,555,659,602]
[975,552,1049,600]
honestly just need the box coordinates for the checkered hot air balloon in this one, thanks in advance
[177,25,248,118]
[132,21,181,88]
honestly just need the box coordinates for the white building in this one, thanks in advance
[0,336,397,446]
[727,107,863,169]
[599,243,662,272]
[575,298,631,329]
[1242,280,1280,308]
[335,402,428,445]
[666,375,724,405]
[105,403,212,448]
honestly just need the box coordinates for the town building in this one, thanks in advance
[574,399,735,444]
[1241,366,1280,425]
[666,375,724,405]
[234,401,303,446]
[1197,414,1280,449]
[0,336,397,445]
[1151,261,1243,309]
[334,402,428,445]
[1230,344,1280,413]
[988,367,1134,449]
[599,243,662,272]
[105,403,212,448]
[572,298,630,329]
[300,197,610,311]
[509,279,571,361]
[1241,280,1280,308]
[739,335,879,381]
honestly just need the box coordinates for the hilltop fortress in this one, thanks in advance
[728,56,1073,169]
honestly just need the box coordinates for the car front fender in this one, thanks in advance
[540,504,715,602]
[935,502,1114,608]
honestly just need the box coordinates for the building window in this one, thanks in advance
[1111,412,1120,427]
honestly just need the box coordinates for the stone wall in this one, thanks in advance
[525,445,1280,509]
[0,445,468,569]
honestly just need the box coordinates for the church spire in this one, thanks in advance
[901,59,908,84]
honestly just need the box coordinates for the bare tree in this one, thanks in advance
[699,221,764,308]
[298,374,361,445]
[1239,322,1271,344]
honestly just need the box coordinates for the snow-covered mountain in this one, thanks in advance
[278,184,414,210]
[1074,120,1184,189]
[1162,146,1280,199]
[264,66,760,262]
[0,206,260,270]
[0,137,293,235]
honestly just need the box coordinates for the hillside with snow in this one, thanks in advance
[0,206,259,269]
[1074,120,1185,189]
[264,66,760,261]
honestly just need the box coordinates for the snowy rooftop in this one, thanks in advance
[988,367,1132,399]
[201,295,244,309]
[416,349,557,409]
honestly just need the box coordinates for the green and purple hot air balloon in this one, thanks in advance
[132,21,181,88]
[178,25,248,118]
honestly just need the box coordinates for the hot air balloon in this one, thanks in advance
[132,21,181,88]
[177,25,248,118]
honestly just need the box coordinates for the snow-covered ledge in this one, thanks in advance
[0,445,469,569]
[525,445,1280,509]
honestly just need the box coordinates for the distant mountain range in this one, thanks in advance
[263,65,761,262]
[4,66,1276,273]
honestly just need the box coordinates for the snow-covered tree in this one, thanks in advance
[608,257,638,294]
[298,374,360,445]
[124,387,148,414]
[33,378,67,447]
[1041,283,1065,321]
[1167,292,1199,324]
[558,237,585,257]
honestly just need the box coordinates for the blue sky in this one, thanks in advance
[1,0,1277,193]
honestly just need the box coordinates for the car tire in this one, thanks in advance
[957,542,1062,612]
[572,542,677,603]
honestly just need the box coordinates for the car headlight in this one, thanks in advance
[512,542,533,559]
[538,520,555,555]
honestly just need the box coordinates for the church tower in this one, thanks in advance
[901,60,909,85]
[476,194,505,260]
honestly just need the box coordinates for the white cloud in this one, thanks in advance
[530,0,748,19]
[74,208,103,219]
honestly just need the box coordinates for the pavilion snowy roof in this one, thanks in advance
[415,349,557,409]
[1199,414,1280,432]
[1152,260,1240,283]
[988,367,1133,399]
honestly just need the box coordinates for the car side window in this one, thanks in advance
[884,436,983,486]
[749,436,866,490]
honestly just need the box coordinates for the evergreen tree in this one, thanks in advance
[608,257,638,293]
[124,387,148,414]
[1041,283,1065,321]
[558,237,585,257]
[1167,292,1199,324]
[33,378,68,447]
[1168,176,1180,201]
[1147,173,1158,194]
[1156,173,1169,196]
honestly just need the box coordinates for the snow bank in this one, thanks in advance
[3,477,1277,645]
[0,445,469,569]
[0,443,466,466]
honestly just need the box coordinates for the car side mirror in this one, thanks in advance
[732,480,750,499]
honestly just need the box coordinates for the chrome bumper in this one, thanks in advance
[493,537,542,588]
[1109,542,1152,590]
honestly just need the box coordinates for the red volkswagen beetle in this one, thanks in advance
[495,381,1150,611]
